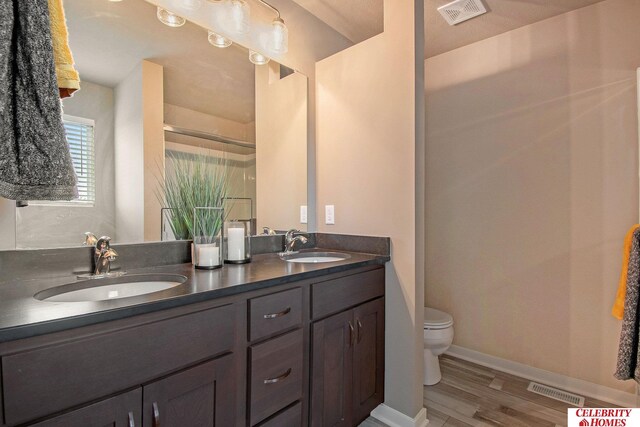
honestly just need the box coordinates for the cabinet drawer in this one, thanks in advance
[2,304,235,426]
[249,329,303,425]
[312,267,384,319]
[256,402,302,427]
[248,287,302,342]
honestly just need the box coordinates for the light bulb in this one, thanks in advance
[174,0,202,11]
[269,18,288,54]
[208,30,232,48]
[249,50,270,65]
[157,7,186,27]
[229,0,250,34]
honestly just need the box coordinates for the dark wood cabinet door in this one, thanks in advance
[353,298,385,424]
[142,355,235,427]
[310,310,353,427]
[29,388,142,427]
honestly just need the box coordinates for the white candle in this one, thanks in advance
[197,244,220,267]
[227,227,245,261]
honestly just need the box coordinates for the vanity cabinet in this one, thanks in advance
[309,269,385,427]
[0,264,385,427]
[29,355,235,427]
[30,389,142,427]
[142,355,235,427]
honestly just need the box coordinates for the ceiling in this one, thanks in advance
[65,0,256,123]
[64,0,612,123]
[64,0,351,125]
[424,0,609,58]
[288,0,383,44]
[288,0,610,58]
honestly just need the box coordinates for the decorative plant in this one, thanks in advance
[157,150,231,241]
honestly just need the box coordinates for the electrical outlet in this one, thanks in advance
[325,205,335,225]
[300,205,307,224]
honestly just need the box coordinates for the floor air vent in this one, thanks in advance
[437,0,487,26]
[527,382,585,407]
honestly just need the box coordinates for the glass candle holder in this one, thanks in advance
[224,220,251,264]
[193,207,224,270]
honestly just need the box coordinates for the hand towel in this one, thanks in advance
[48,0,80,98]
[614,227,640,381]
[0,0,78,200]
[613,225,640,320]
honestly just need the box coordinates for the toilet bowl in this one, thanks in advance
[423,307,454,385]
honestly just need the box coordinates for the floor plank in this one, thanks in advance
[363,355,618,427]
[426,355,619,427]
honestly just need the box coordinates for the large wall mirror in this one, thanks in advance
[15,0,308,249]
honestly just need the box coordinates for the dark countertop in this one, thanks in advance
[0,250,389,343]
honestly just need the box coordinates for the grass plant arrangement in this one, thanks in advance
[158,150,231,241]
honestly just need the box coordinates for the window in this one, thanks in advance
[31,115,96,206]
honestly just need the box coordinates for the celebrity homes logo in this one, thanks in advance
[568,408,639,426]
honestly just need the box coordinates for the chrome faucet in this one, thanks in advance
[84,232,118,276]
[281,229,309,255]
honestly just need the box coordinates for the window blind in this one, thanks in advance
[29,115,96,206]
[64,117,96,204]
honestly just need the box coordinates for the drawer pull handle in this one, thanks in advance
[349,321,355,346]
[264,368,292,384]
[357,319,363,343]
[264,307,291,319]
[152,402,160,427]
[128,411,136,427]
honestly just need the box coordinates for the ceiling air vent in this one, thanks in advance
[437,0,487,26]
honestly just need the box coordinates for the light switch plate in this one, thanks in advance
[300,205,307,224]
[325,205,335,225]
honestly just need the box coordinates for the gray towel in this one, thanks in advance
[0,0,77,200]
[615,227,640,381]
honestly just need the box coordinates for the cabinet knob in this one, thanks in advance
[152,402,160,427]
[349,321,355,347]
[263,307,291,319]
[128,411,136,427]
[264,368,292,384]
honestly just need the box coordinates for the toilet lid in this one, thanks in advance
[424,307,453,328]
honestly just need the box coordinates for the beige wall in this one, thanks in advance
[425,0,640,393]
[114,62,144,243]
[115,61,165,243]
[256,63,308,232]
[316,0,425,418]
[142,61,165,242]
[164,103,254,143]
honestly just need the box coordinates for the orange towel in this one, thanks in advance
[48,0,80,98]
[612,224,640,319]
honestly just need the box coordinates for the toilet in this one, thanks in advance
[423,307,454,385]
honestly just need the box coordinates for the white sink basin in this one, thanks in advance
[35,274,187,302]
[281,252,351,264]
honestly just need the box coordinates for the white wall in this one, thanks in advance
[425,0,640,393]
[316,0,425,419]
[15,81,116,248]
[0,199,15,250]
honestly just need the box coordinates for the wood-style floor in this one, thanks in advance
[360,354,618,427]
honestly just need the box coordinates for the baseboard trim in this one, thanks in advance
[370,404,428,427]
[446,345,636,408]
